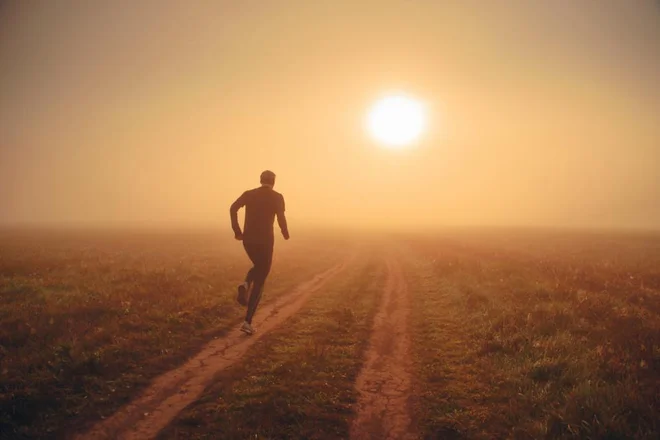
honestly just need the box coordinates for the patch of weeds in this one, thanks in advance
[404,234,660,439]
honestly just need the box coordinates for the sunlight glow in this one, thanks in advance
[366,94,426,148]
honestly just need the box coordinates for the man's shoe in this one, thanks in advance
[240,321,255,335]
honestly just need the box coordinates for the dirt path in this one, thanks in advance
[76,258,351,440]
[350,257,416,440]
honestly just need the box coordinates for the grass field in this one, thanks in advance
[405,231,660,439]
[0,229,347,438]
[1,228,659,439]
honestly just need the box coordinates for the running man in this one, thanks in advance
[230,170,289,335]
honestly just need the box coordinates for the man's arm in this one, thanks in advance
[276,194,289,240]
[230,192,248,239]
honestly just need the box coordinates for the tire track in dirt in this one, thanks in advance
[350,256,416,440]
[76,256,354,440]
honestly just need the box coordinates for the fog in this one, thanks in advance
[1,0,659,230]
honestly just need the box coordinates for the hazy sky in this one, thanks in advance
[1,0,659,229]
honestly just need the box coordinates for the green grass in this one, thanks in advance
[0,230,347,439]
[157,252,384,439]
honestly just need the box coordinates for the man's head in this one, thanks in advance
[260,170,276,188]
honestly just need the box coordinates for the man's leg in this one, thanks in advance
[245,243,273,325]
[244,263,256,285]
[243,241,260,283]
[238,242,259,306]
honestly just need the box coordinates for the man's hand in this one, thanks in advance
[282,232,290,240]
[234,232,243,241]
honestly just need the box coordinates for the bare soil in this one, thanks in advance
[350,257,417,440]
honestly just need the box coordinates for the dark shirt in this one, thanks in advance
[230,186,289,244]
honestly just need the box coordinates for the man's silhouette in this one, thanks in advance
[230,170,289,335]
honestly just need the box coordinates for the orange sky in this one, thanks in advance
[1,0,659,230]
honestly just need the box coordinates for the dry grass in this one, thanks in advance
[2,228,659,439]
[0,229,346,439]
[405,231,660,439]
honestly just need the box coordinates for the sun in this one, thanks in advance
[366,93,426,148]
